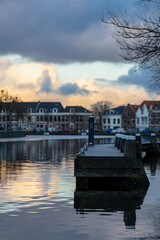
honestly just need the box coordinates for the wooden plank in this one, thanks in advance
[85,144,124,157]
[74,190,147,210]
[75,156,133,169]
[75,168,140,177]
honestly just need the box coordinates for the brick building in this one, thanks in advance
[122,104,138,130]
[0,102,91,132]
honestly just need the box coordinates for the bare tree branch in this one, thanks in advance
[102,0,160,91]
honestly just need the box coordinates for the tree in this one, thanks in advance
[91,101,113,116]
[102,0,160,91]
[0,89,22,130]
[91,101,113,132]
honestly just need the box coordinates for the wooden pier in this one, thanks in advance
[74,134,153,190]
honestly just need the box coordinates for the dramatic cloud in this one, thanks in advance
[57,83,90,96]
[37,70,54,93]
[106,66,152,92]
[0,0,137,64]
[0,57,158,109]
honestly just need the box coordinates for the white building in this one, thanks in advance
[102,106,125,131]
[136,100,160,130]
[136,102,149,130]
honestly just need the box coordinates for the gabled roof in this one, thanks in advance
[16,102,64,113]
[63,106,90,113]
[139,100,160,110]
[103,106,125,115]
[37,102,64,112]
[130,104,139,112]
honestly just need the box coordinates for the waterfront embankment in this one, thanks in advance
[0,134,115,142]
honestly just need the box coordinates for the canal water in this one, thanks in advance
[0,138,160,240]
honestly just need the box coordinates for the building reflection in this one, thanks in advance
[0,139,86,184]
[74,186,148,229]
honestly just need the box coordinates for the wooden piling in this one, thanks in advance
[136,134,142,159]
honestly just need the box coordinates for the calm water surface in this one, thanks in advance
[0,138,160,240]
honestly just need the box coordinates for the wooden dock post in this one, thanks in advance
[117,134,122,150]
[150,133,160,155]
[136,134,142,159]
[124,135,136,161]
[88,116,94,146]
[120,135,126,153]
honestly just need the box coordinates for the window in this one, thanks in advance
[50,116,52,121]
[66,116,69,122]
[53,108,58,113]
[113,119,116,124]
[108,119,110,124]
[118,118,120,124]
[39,108,44,113]
[70,108,74,113]
[110,110,114,115]
[103,119,106,124]
[28,108,32,113]
[40,116,43,121]
[62,116,65,122]
[37,116,39,121]
[141,108,144,115]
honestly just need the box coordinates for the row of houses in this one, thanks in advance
[0,102,91,132]
[102,100,160,131]
[0,100,160,132]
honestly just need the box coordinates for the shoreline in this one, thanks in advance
[0,134,115,142]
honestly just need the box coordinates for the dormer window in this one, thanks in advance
[70,108,74,113]
[53,108,58,113]
[28,108,32,113]
[39,108,44,113]
[110,110,114,115]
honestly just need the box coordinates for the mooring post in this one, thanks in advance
[88,116,94,146]
[124,135,136,162]
[117,134,122,150]
[120,135,126,153]
[150,133,159,154]
[136,133,142,159]
[115,134,120,147]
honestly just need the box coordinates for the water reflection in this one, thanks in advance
[74,187,148,229]
[0,138,158,240]
[143,156,160,176]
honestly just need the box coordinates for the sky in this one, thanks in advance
[0,0,159,109]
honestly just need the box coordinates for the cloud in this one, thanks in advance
[37,70,54,93]
[0,57,159,109]
[0,0,138,64]
[110,66,151,91]
[57,83,90,96]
